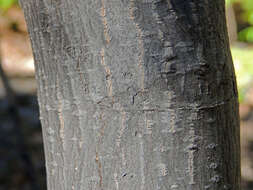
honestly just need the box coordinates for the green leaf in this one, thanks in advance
[0,0,17,11]
[238,27,253,42]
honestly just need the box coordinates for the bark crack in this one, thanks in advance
[100,48,113,98]
[116,108,127,147]
[101,0,110,44]
[129,0,145,91]
[95,151,103,188]
[56,76,66,151]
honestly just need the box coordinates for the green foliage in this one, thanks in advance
[0,0,17,11]
[231,47,253,102]
[226,0,236,6]
[227,0,253,43]
[238,0,253,12]
[238,27,253,42]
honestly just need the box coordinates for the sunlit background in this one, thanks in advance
[0,0,253,189]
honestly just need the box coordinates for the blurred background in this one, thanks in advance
[0,0,253,189]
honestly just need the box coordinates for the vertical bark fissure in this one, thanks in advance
[56,76,66,151]
[138,133,146,190]
[129,0,145,91]
[113,172,119,190]
[95,151,103,188]
[100,48,113,98]
[101,0,111,44]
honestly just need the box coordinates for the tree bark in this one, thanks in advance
[20,0,240,189]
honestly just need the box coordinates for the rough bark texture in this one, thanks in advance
[20,0,240,189]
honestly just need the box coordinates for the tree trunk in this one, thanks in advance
[20,0,240,189]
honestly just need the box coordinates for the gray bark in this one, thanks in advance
[20,0,240,189]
